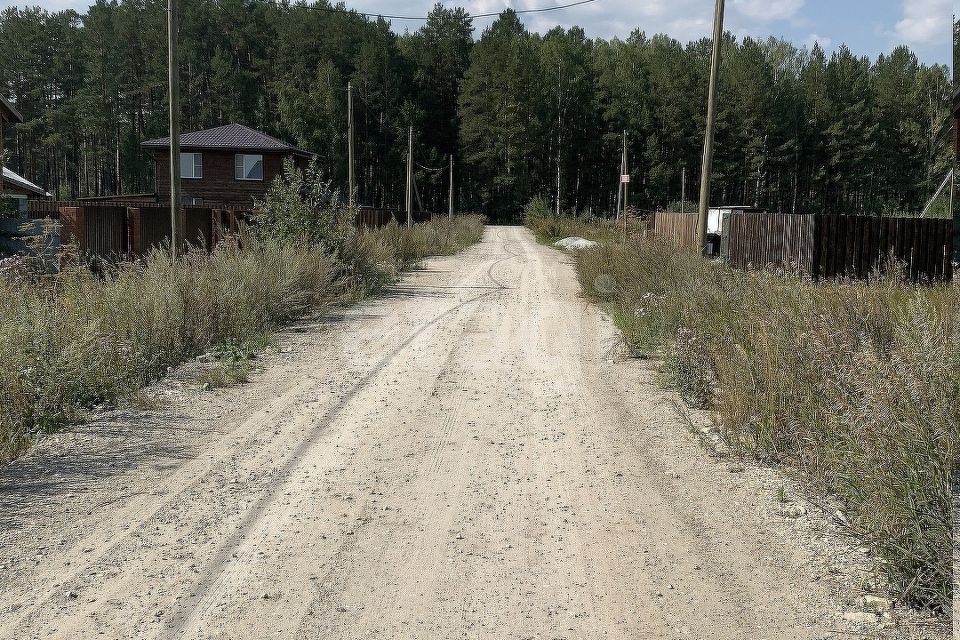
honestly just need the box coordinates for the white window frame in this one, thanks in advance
[179,152,202,179]
[235,154,264,181]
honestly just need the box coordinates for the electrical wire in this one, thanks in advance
[277,0,600,21]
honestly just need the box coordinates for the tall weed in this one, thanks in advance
[574,231,957,613]
[0,215,484,463]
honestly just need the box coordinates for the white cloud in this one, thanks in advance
[803,32,832,50]
[892,0,950,44]
[731,0,804,22]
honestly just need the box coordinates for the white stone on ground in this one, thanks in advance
[554,237,598,250]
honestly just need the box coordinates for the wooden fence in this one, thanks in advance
[648,211,697,248]
[60,206,129,258]
[355,207,434,228]
[723,212,815,275]
[650,210,954,282]
[812,215,952,281]
[23,201,438,261]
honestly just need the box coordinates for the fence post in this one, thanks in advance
[59,207,84,252]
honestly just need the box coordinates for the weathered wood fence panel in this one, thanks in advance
[725,213,952,281]
[60,205,128,258]
[649,211,697,248]
[811,215,952,281]
[648,210,952,282]
[355,208,434,228]
[34,201,440,262]
[127,206,213,257]
[724,212,815,275]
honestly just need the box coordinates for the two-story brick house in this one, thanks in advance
[142,123,312,207]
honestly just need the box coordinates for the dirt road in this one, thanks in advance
[1,226,864,638]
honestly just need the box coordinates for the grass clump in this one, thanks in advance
[197,335,272,389]
[571,230,957,614]
[524,199,627,245]
[0,160,484,463]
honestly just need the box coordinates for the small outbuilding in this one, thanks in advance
[141,123,312,208]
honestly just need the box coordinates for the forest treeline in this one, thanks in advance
[0,1,953,220]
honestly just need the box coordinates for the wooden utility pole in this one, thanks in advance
[621,129,628,237]
[167,0,183,259]
[681,167,687,214]
[347,81,355,209]
[405,126,413,228]
[696,0,725,255]
[0,117,5,194]
[448,154,454,219]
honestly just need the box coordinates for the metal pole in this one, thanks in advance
[696,0,725,255]
[167,0,182,259]
[347,81,355,210]
[448,154,454,219]
[406,126,413,228]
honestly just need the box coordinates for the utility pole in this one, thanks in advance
[405,126,413,228]
[347,81,355,210]
[167,0,182,258]
[681,167,686,214]
[696,0,725,255]
[621,129,628,237]
[448,154,454,219]
[616,134,626,220]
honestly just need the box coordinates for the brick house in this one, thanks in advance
[142,123,312,207]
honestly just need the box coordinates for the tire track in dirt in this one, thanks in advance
[166,236,528,637]
[0,227,875,639]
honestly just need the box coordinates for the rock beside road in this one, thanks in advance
[554,236,598,250]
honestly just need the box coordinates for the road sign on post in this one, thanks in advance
[620,175,630,184]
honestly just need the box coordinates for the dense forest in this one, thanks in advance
[0,1,953,220]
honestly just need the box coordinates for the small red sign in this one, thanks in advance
[620,174,630,183]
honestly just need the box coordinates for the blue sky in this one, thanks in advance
[0,0,952,65]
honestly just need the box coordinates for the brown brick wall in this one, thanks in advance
[151,150,302,207]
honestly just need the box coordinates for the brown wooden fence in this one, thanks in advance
[33,201,438,261]
[812,215,952,281]
[723,212,816,275]
[651,210,953,282]
[649,211,697,248]
[60,206,129,258]
[355,207,434,228]
[28,199,169,220]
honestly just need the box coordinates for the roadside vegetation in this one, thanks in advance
[529,213,956,614]
[0,163,483,463]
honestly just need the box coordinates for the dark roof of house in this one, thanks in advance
[0,95,23,124]
[141,123,312,157]
[2,166,50,197]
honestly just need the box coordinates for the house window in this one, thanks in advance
[235,154,263,181]
[180,152,202,179]
[182,196,203,206]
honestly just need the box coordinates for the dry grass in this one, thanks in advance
[0,215,484,464]
[567,228,956,613]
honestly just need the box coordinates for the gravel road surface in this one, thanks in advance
[0,227,869,638]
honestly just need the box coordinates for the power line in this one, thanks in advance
[275,0,600,21]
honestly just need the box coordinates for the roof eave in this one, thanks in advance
[0,95,23,124]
